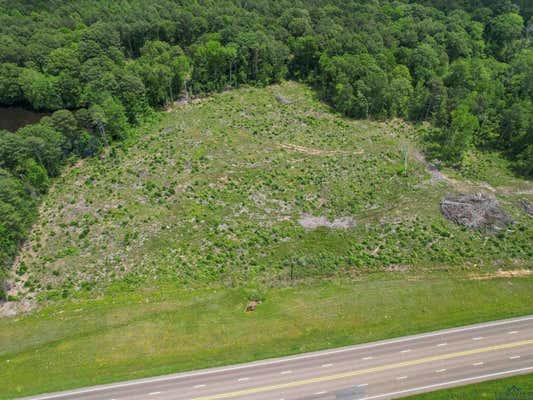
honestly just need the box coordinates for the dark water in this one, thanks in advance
[0,107,49,132]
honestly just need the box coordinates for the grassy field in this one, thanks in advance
[404,373,533,399]
[1,274,533,399]
[1,82,532,399]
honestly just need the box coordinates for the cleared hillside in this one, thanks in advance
[1,82,533,399]
[4,82,532,308]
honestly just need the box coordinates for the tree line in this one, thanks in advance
[0,0,532,289]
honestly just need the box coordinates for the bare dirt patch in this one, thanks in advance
[440,193,512,230]
[280,143,364,156]
[0,297,35,317]
[469,269,532,280]
[275,94,292,105]
[299,215,356,230]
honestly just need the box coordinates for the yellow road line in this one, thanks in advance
[190,339,533,400]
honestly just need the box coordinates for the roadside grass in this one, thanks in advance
[1,274,533,399]
[402,372,533,399]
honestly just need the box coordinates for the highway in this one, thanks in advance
[19,315,533,400]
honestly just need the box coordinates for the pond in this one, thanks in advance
[0,107,49,132]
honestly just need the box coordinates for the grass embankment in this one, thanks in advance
[404,373,533,399]
[2,275,533,399]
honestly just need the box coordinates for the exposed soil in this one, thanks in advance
[275,94,292,105]
[0,298,34,317]
[440,193,512,230]
[280,143,364,156]
[299,215,356,230]
[469,269,532,280]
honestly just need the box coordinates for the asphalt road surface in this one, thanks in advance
[19,315,533,400]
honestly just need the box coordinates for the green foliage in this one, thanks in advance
[12,83,532,299]
[0,168,37,269]
[0,0,533,286]
[18,69,62,111]
[441,104,480,163]
[0,0,530,171]
[17,159,49,194]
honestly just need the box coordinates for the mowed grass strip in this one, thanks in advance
[1,274,533,399]
[402,372,533,399]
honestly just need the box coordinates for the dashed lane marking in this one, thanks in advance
[27,316,533,400]
[359,366,533,399]
[189,339,533,400]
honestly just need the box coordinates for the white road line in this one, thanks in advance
[358,383,369,387]
[360,366,533,400]
[148,392,161,395]
[237,377,250,382]
[362,356,374,360]
[472,337,484,341]
[280,370,292,374]
[322,363,333,367]
[473,362,484,366]
[24,315,533,400]
[508,331,519,334]
[400,349,411,353]
[396,376,408,380]
[510,356,521,359]
[437,343,447,347]
[436,369,447,373]
[315,391,326,395]
[194,384,206,388]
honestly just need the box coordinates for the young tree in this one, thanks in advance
[0,63,23,105]
[486,13,525,60]
[16,158,49,194]
[441,104,479,163]
[18,124,65,176]
[19,69,62,110]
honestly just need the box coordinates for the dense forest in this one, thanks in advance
[0,0,532,292]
